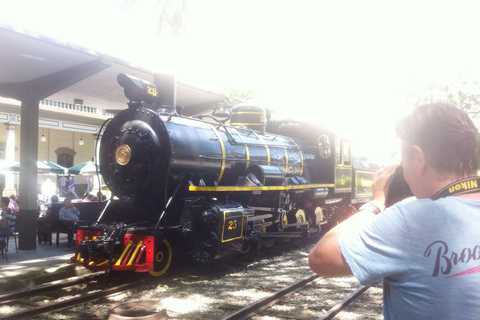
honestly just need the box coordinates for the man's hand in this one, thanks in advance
[309,164,399,278]
[371,164,398,210]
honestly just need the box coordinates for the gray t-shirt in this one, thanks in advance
[339,197,480,320]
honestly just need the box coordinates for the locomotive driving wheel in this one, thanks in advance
[262,219,275,248]
[315,207,324,230]
[278,214,291,242]
[240,243,252,254]
[294,209,307,231]
[149,238,172,277]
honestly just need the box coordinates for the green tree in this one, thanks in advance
[121,1,258,103]
[123,0,188,37]
[405,78,480,128]
[220,87,258,102]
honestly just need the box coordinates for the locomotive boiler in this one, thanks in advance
[73,73,379,276]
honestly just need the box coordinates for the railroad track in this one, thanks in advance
[220,274,321,320]
[0,270,380,320]
[0,270,181,320]
[0,266,379,320]
[220,274,376,320]
[0,237,382,319]
[0,273,133,320]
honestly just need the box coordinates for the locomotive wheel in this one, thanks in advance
[278,215,288,232]
[315,207,324,229]
[149,239,172,277]
[295,209,307,231]
[280,215,291,242]
[262,219,275,247]
[240,244,252,254]
[263,239,275,248]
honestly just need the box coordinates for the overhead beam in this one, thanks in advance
[0,58,110,101]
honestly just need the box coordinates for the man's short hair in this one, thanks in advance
[395,102,480,176]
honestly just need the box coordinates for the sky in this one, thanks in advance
[2,0,480,163]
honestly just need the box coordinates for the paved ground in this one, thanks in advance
[0,234,93,293]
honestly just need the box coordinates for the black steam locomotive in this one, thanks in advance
[73,73,379,276]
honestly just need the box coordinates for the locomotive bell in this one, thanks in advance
[230,104,266,132]
[212,100,231,118]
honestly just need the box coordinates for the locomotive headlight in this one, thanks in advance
[201,209,218,224]
[117,73,159,104]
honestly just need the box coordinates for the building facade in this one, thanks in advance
[0,97,111,197]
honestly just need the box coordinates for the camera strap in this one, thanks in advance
[432,176,480,200]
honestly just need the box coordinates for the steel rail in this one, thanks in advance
[0,266,187,320]
[220,273,320,320]
[0,272,104,305]
[0,277,151,320]
[319,284,372,320]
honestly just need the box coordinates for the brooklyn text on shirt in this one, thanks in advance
[424,240,480,278]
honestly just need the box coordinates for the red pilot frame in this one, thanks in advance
[74,227,172,276]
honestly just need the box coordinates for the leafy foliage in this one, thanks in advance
[220,87,258,102]
[154,0,188,37]
[404,79,480,129]
[123,0,188,37]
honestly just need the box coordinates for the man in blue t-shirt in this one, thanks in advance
[67,176,79,199]
[309,103,480,320]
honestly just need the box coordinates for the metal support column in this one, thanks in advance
[18,98,40,250]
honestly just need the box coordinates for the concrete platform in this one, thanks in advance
[0,234,94,293]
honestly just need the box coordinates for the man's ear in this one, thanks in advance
[412,145,426,175]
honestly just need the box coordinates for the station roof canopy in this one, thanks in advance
[0,23,232,116]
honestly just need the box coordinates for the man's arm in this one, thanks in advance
[309,165,396,277]
[308,211,376,277]
[59,208,65,221]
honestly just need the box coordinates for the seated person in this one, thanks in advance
[51,194,60,205]
[37,195,59,245]
[59,198,80,243]
[8,195,19,215]
[0,196,16,238]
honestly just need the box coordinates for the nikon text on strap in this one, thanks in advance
[432,176,480,200]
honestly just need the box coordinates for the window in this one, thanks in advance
[343,140,351,166]
[58,153,73,168]
[55,147,76,168]
[335,138,342,165]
